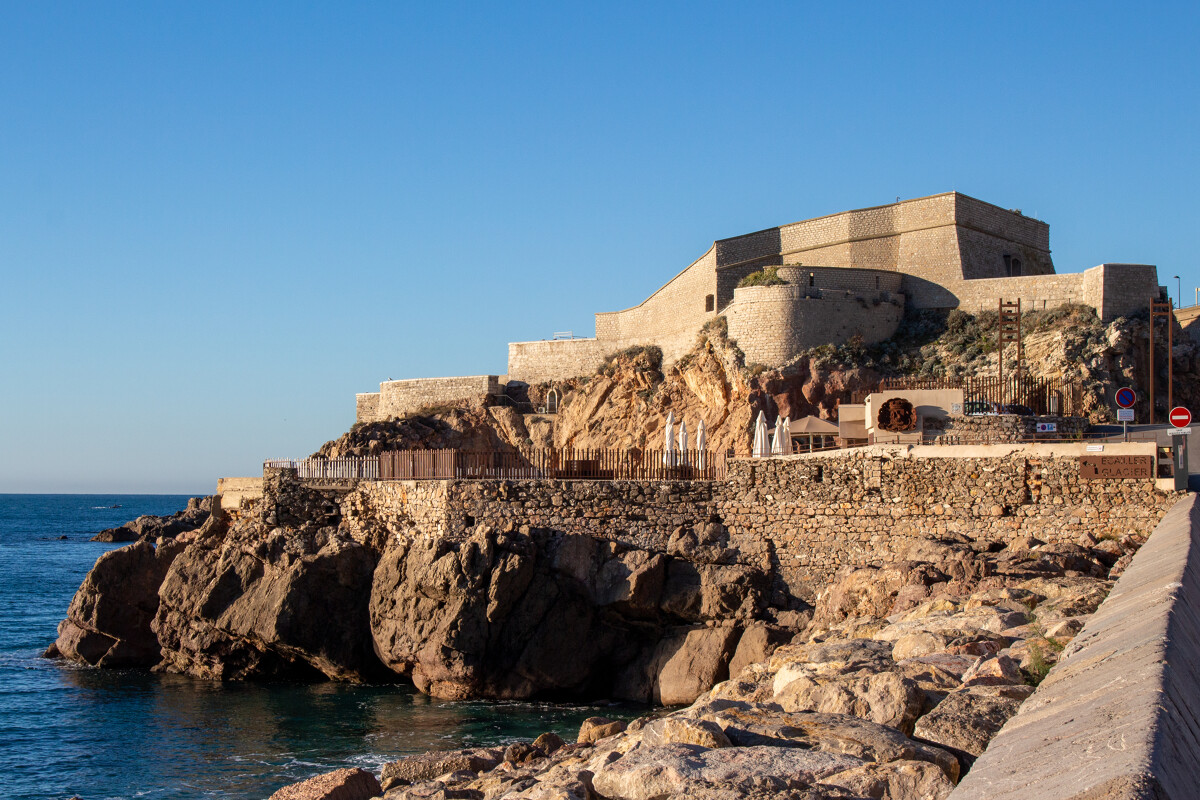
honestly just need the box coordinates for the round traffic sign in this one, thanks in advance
[1115,387,1137,409]
[1170,407,1192,428]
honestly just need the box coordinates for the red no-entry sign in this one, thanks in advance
[1170,407,1192,428]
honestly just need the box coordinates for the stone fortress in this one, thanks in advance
[356,192,1164,424]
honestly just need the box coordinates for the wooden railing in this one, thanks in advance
[379,447,728,481]
[263,458,379,479]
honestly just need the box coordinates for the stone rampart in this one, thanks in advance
[949,493,1200,799]
[939,263,1161,321]
[1177,303,1200,344]
[506,338,611,384]
[357,375,501,423]
[725,284,904,367]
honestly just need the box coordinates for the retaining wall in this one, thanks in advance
[506,338,611,384]
[335,444,1177,605]
[949,492,1199,799]
[357,375,501,423]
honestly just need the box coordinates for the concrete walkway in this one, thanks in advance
[948,493,1199,799]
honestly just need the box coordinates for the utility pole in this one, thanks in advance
[1150,298,1173,424]
[998,299,1022,408]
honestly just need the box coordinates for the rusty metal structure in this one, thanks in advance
[1149,298,1173,424]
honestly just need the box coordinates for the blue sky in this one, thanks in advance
[2,2,1198,493]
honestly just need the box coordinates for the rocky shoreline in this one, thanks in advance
[268,525,1137,800]
[48,486,1142,799]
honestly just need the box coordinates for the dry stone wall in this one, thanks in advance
[332,444,1177,607]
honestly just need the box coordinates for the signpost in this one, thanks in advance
[1170,406,1191,491]
[1116,388,1136,442]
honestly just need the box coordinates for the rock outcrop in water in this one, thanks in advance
[91,496,213,542]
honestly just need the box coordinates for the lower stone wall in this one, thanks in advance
[938,263,1161,322]
[333,444,1177,608]
[925,414,1090,441]
[721,444,1175,601]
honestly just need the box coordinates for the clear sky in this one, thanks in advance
[2,2,1197,493]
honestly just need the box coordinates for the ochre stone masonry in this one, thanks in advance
[328,444,1179,606]
[357,375,502,424]
[360,192,1165,420]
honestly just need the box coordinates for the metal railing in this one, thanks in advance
[379,447,728,481]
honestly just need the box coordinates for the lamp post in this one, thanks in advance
[1174,275,1181,307]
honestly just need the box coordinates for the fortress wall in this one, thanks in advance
[1094,262,1162,320]
[943,263,1160,321]
[776,266,903,295]
[945,272,1087,314]
[956,227,1055,279]
[954,194,1050,252]
[358,375,501,423]
[593,246,719,367]
[1176,304,1200,344]
[725,285,904,367]
[356,393,380,423]
[506,338,611,384]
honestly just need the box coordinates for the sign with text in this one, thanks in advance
[1117,408,1135,422]
[1078,455,1154,480]
[1168,427,1192,436]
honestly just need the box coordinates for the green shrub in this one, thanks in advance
[737,266,787,288]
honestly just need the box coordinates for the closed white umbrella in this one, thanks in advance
[678,419,689,466]
[663,411,676,466]
[771,415,785,455]
[696,419,707,470]
[781,416,793,455]
[752,411,769,457]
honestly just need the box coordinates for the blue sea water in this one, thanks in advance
[0,495,629,800]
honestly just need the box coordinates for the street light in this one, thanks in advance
[1174,275,1180,307]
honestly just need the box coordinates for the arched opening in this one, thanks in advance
[546,388,560,414]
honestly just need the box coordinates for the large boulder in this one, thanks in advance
[911,687,1025,763]
[268,767,380,800]
[54,540,184,668]
[370,525,767,702]
[153,522,382,681]
[590,743,864,800]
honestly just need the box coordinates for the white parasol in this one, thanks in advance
[696,419,707,470]
[678,419,689,466]
[752,410,769,457]
[771,415,786,455]
[663,411,676,467]
[781,416,793,455]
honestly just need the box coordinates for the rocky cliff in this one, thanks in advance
[313,306,1200,463]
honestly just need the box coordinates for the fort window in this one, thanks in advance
[1003,255,1023,277]
[705,294,715,312]
[809,273,815,287]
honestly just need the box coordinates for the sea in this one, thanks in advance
[0,495,631,800]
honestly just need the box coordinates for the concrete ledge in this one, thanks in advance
[949,493,1197,799]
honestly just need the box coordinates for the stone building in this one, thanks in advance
[356,192,1165,423]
